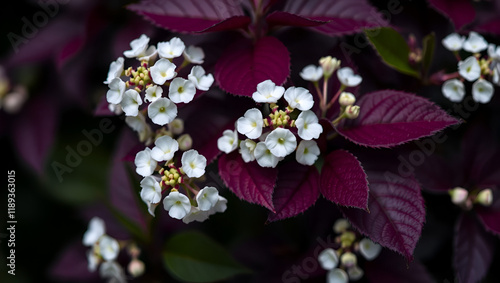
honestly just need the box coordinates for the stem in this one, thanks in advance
[453,51,461,62]
[441,72,461,81]
[326,84,346,110]
[320,79,328,118]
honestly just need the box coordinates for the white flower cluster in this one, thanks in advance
[441,32,498,103]
[218,80,324,167]
[104,34,214,143]
[82,217,129,283]
[318,219,382,283]
[135,137,227,223]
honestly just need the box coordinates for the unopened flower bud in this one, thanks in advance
[128,259,145,277]
[338,92,356,107]
[476,188,493,206]
[449,187,468,205]
[340,252,357,268]
[177,134,193,151]
[168,118,184,135]
[319,56,341,78]
[2,86,28,114]
[333,218,351,234]
[127,244,141,258]
[348,265,364,281]
[345,105,360,119]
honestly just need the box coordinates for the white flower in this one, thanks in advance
[196,186,219,211]
[318,248,338,270]
[121,89,143,116]
[104,57,124,84]
[106,78,126,104]
[265,128,297,158]
[300,65,323,81]
[158,37,185,59]
[348,266,364,281]
[442,33,465,51]
[99,261,126,283]
[134,148,157,177]
[359,238,382,261]
[236,108,263,139]
[183,45,205,64]
[145,202,160,217]
[140,176,162,204]
[254,142,281,168]
[319,56,341,77]
[188,66,214,91]
[87,250,99,272]
[138,45,158,61]
[239,139,257,162]
[217,129,238,153]
[338,92,356,106]
[337,67,362,87]
[126,112,152,143]
[99,235,120,261]
[150,58,177,85]
[169,77,196,103]
[327,269,348,283]
[145,85,163,102]
[296,140,320,166]
[108,103,123,115]
[181,149,207,178]
[211,196,228,213]
[151,135,179,162]
[169,118,184,135]
[163,191,191,219]
[493,66,500,86]
[284,87,314,111]
[182,206,210,224]
[123,34,150,58]
[442,79,465,102]
[295,110,323,140]
[458,56,481,82]
[83,217,105,246]
[148,97,178,126]
[488,44,500,61]
[252,80,285,103]
[463,31,488,53]
[472,78,494,103]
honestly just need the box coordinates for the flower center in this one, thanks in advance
[178,86,184,93]
[159,107,165,112]
[278,137,285,145]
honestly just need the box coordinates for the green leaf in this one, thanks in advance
[365,27,420,78]
[163,231,251,282]
[422,32,436,77]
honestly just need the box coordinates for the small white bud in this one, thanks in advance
[449,187,468,205]
[476,188,493,206]
[338,92,356,106]
[345,105,360,119]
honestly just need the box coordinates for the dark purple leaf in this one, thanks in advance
[50,241,99,281]
[454,213,497,283]
[215,36,290,97]
[266,11,328,28]
[128,0,250,33]
[365,250,436,283]
[428,0,475,30]
[416,155,457,193]
[56,34,85,69]
[280,0,387,36]
[320,150,369,210]
[180,92,253,163]
[336,90,460,148]
[268,162,320,221]
[476,194,500,236]
[94,95,114,116]
[218,151,277,212]
[13,96,58,174]
[340,170,426,261]
[476,19,500,35]
[108,128,147,232]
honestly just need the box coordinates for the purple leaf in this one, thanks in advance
[428,0,475,30]
[365,250,436,283]
[320,150,369,210]
[477,19,500,35]
[454,213,497,283]
[128,0,250,33]
[476,195,500,236]
[108,128,147,232]
[268,162,320,222]
[336,90,460,148]
[13,96,58,174]
[280,0,387,36]
[266,11,329,28]
[56,34,85,69]
[340,170,426,261]
[218,151,277,212]
[50,241,99,281]
[94,95,114,116]
[215,36,290,97]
